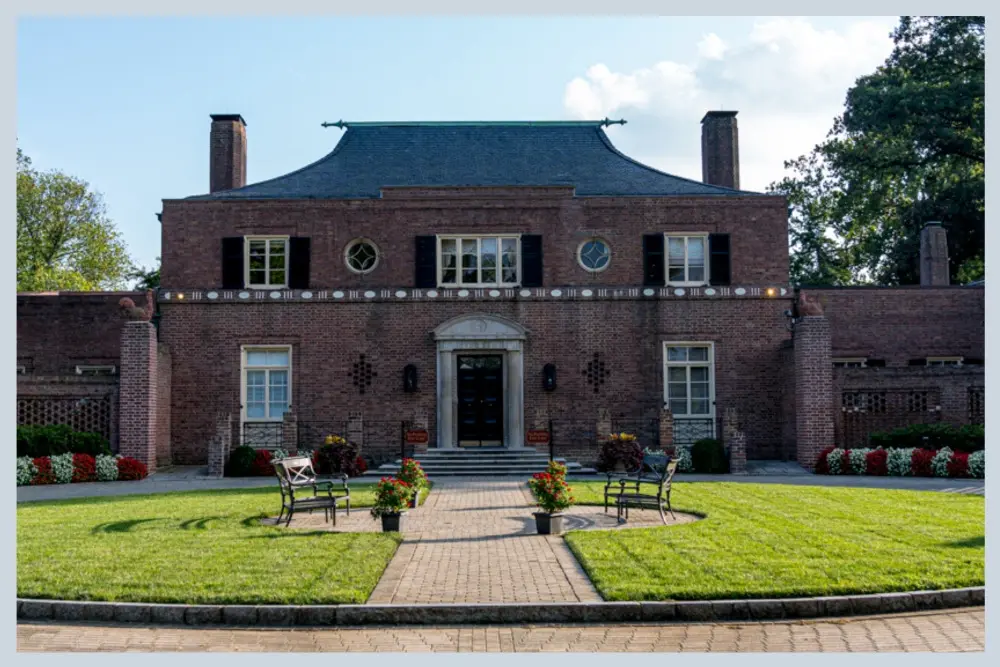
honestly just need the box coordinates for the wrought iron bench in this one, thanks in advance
[606,455,678,524]
[273,455,351,527]
[604,452,671,512]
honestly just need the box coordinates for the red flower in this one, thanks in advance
[71,454,97,483]
[117,457,148,481]
[948,451,970,478]
[910,448,935,477]
[814,446,836,474]
[865,449,888,476]
[31,457,56,485]
[249,449,275,476]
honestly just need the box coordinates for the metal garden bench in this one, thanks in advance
[273,455,351,527]
[604,454,678,524]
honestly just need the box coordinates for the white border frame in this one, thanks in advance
[240,344,293,424]
[245,235,290,289]
[577,237,612,273]
[833,357,868,368]
[344,237,380,275]
[437,234,522,288]
[664,233,710,287]
[662,341,716,419]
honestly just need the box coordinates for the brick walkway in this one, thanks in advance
[264,479,697,604]
[17,609,985,652]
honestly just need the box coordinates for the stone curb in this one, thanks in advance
[16,587,983,627]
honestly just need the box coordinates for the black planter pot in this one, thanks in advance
[380,512,407,532]
[533,512,565,535]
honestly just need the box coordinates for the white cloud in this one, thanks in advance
[563,17,897,191]
[697,33,727,61]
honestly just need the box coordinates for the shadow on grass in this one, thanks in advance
[90,518,163,533]
[248,530,348,540]
[943,536,985,548]
[179,516,226,530]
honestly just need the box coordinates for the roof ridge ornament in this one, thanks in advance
[601,118,627,127]
[320,120,348,129]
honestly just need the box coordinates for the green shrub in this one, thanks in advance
[868,423,984,453]
[225,446,258,477]
[16,425,109,458]
[690,438,728,474]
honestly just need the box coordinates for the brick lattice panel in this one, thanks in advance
[17,395,112,440]
[837,388,943,449]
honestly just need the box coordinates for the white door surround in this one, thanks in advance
[434,314,528,449]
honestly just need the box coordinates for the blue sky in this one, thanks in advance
[17,16,898,273]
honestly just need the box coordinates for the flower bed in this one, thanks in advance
[225,447,289,477]
[815,446,984,478]
[17,454,149,486]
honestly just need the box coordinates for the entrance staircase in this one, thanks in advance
[362,447,596,478]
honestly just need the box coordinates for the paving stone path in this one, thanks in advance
[17,609,985,652]
[264,479,698,604]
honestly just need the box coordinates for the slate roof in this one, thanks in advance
[187,121,764,200]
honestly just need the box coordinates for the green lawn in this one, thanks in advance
[563,482,984,602]
[17,484,402,605]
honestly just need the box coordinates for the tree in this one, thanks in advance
[128,258,160,290]
[771,16,984,286]
[17,147,133,291]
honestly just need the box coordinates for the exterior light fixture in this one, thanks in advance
[177,293,184,300]
[765,287,776,297]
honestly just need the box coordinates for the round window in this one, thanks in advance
[578,238,611,272]
[345,239,379,274]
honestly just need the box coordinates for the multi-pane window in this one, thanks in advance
[926,357,963,366]
[666,235,708,284]
[345,239,379,274]
[833,358,868,368]
[438,235,519,287]
[663,343,714,416]
[243,347,290,421]
[75,365,117,376]
[578,238,611,272]
[246,237,288,288]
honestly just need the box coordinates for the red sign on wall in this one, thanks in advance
[526,430,550,445]
[405,429,429,445]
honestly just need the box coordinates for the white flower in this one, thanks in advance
[968,451,985,479]
[826,448,845,474]
[270,448,289,462]
[674,447,694,473]
[50,453,74,484]
[96,454,119,482]
[887,448,915,476]
[16,456,37,486]
[849,448,870,475]
[931,447,954,478]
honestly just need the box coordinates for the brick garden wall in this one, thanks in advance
[17,291,150,375]
[16,376,120,451]
[156,343,172,466]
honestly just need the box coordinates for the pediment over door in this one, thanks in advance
[433,314,528,341]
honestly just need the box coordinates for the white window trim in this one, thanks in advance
[664,233,710,286]
[436,234,521,288]
[833,357,868,368]
[662,341,716,419]
[577,237,612,273]
[926,356,964,366]
[344,238,380,274]
[245,235,290,289]
[75,365,117,375]
[240,345,293,424]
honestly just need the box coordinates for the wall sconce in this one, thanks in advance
[783,309,800,332]
[543,363,557,392]
[403,364,418,393]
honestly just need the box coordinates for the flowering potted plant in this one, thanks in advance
[397,458,429,508]
[528,461,575,535]
[370,477,414,532]
[600,432,641,474]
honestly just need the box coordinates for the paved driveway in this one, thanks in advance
[17,609,985,652]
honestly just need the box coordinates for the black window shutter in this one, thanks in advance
[415,236,437,288]
[521,235,543,287]
[643,234,665,286]
[709,233,731,286]
[288,237,311,289]
[221,237,244,289]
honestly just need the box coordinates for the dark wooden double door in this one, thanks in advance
[457,354,503,447]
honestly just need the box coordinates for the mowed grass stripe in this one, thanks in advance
[563,482,984,601]
[17,485,400,605]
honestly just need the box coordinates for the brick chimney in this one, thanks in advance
[701,111,740,190]
[209,114,247,193]
[920,221,950,286]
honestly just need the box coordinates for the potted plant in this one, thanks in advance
[397,458,429,508]
[528,461,575,535]
[599,432,641,474]
[370,477,414,532]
